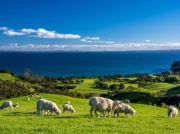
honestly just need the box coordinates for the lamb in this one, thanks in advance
[114,103,136,117]
[13,102,19,108]
[124,99,130,103]
[89,97,122,118]
[0,101,14,110]
[168,105,178,118]
[37,99,61,116]
[62,103,76,113]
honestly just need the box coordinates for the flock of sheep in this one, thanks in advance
[0,96,178,118]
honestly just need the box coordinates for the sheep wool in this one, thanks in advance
[37,99,61,116]
[89,97,122,118]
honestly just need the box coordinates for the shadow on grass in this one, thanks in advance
[154,115,166,119]
[166,86,180,96]
[2,111,37,116]
[3,112,90,119]
[54,114,89,119]
[90,86,109,90]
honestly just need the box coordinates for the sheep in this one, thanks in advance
[0,101,14,110]
[13,102,19,108]
[37,99,61,116]
[168,106,178,118]
[89,97,122,118]
[114,103,136,117]
[124,99,130,103]
[62,103,76,113]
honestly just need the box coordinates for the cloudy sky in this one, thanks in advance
[1,0,180,51]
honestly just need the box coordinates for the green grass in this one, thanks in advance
[71,79,109,95]
[0,94,180,134]
[0,73,18,81]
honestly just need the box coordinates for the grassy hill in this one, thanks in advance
[0,94,180,134]
[0,72,180,133]
[1,72,180,105]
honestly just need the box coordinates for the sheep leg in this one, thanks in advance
[37,109,41,115]
[50,110,52,115]
[42,110,45,115]
[107,111,111,118]
[125,113,128,117]
[102,111,106,118]
[114,110,117,117]
[90,108,93,117]
[94,110,99,117]
[117,112,120,117]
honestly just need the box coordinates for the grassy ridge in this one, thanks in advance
[0,73,18,81]
[0,94,179,134]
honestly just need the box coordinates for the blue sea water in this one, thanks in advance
[0,51,179,77]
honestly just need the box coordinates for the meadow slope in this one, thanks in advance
[0,94,179,134]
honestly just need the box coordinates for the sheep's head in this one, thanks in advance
[70,109,76,113]
[168,106,173,117]
[56,109,61,116]
[130,109,136,116]
[113,100,123,110]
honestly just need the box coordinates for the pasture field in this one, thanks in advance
[70,78,109,95]
[0,73,18,81]
[0,94,179,134]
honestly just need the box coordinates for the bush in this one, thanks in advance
[164,75,179,83]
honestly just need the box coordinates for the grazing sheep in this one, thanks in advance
[0,101,14,110]
[121,100,124,103]
[124,99,130,103]
[168,106,178,118]
[37,99,61,116]
[89,97,122,118]
[13,103,19,108]
[62,103,76,113]
[114,103,136,117]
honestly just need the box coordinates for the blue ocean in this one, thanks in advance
[0,51,179,77]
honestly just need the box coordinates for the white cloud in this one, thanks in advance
[0,27,8,30]
[0,27,81,39]
[105,41,115,44]
[1,42,180,51]
[144,40,150,43]
[4,29,25,36]
[81,36,100,43]
[84,37,100,40]
[21,28,36,34]
[81,39,93,42]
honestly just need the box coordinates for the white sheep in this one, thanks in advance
[124,99,130,103]
[37,99,61,116]
[89,97,122,118]
[0,101,14,110]
[114,103,136,117]
[168,106,178,118]
[62,103,76,113]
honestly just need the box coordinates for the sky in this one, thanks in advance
[1,0,180,51]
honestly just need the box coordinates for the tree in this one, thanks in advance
[119,83,125,90]
[170,60,180,72]
[164,75,179,84]
[109,84,119,91]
